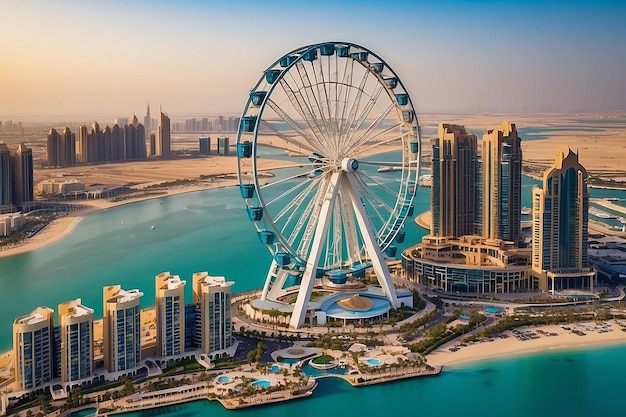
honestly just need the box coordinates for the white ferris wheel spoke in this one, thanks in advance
[343,101,394,156]
[263,102,319,153]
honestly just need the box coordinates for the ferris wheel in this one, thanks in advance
[236,41,421,328]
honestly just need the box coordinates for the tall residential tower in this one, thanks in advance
[13,307,54,391]
[155,272,186,357]
[12,143,33,208]
[103,285,143,373]
[431,124,479,238]
[531,149,595,292]
[0,144,12,209]
[481,121,522,243]
[58,299,94,384]
[157,110,171,157]
[192,272,233,357]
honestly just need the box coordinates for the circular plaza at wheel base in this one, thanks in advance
[246,287,413,327]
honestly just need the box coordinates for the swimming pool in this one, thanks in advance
[271,364,281,373]
[252,379,271,388]
[366,358,382,366]
[217,375,231,384]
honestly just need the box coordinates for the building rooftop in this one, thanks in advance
[157,272,186,290]
[105,287,143,304]
[59,298,94,318]
[14,307,52,326]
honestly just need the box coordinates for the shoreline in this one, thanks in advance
[425,320,626,369]
[0,179,239,259]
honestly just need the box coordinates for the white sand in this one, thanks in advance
[427,321,626,368]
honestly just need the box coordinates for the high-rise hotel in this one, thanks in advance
[0,143,34,212]
[403,121,530,294]
[47,127,76,167]
[155,272,185,357]
[157,110,171,157]
[193,272,233,357]
[431,124,479,238]
[0,144,13,210]
[482,122,522,243]
[13,307,54,391]
[103,285,143,374]
[531,149,595,292]
[58,299,94,384]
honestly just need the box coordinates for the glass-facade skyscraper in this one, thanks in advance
[531,149,595,292]
[155,272,185,357]
[58,298,94,384]
[103,285,143,373]
[192,272,233,356]
[431,123,480,238]
[482,121,522,243]
[13,307,54,391]
[0,144,11,208]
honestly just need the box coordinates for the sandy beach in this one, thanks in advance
[427,321,626,368]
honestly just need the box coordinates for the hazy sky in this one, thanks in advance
[1,0,625,119]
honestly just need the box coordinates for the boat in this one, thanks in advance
[418,174,432,187]
[589,207,617,219]
[377,166,403,173]
[521,207,531,215]
[151,225,156,230]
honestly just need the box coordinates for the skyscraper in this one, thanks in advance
[47,128,75,168]
[78,125,88,163]
[13,307,54,391]
[144,103,151,134]
[111,124,124,161]
[87,122,102,163]
[192,272,233,356]
[155,272,186,357]
[60,127,76,167]
[0,144,12,208]
[217,137,229,155]
[124,115,147,160]
[481,121,522,243]
[102,125,112,162]
[12,143,33,208]
[149,132,156,156]
[431,124,479,238]
[199,137,211,155]
[157,110,171,157]
[47,128,61,167]
[531,149,595,292]
[58,299,94,384]
[103,285,143,373]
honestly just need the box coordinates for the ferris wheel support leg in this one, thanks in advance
[289,172,340,329]
[344,173,400,308]
[261,259,279,301]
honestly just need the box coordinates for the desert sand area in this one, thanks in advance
[426,320,626,368]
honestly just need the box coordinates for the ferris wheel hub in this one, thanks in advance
[341,158,359,172]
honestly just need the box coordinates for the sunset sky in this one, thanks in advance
[1,0,625,119]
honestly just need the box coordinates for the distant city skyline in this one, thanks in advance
[1,1,625,118]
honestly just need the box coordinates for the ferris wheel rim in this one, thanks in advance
[237,41,421,266]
